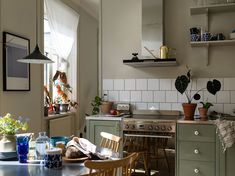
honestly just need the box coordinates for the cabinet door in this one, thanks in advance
[87,120,121,146]
[49,115,74,137]
[226,146,235,176]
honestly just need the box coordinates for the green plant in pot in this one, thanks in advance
[198,101,213,120]
[91,96,102,115]
[175,69,221,120]
[0,113,28,152]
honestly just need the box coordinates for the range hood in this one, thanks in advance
[123,58,178,67]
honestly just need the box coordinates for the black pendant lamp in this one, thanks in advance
[18,0,53,64]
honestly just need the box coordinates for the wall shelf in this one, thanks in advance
[190,40,235,47]
[190,3,235,15]
[123,59,178,67]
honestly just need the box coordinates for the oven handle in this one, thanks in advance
[124,133,173,139]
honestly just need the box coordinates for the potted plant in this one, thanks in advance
[91,96,102,115]
[52,71,76,113]
[175,68,221,120]
[91,95,113,115]
[0,113,28,152]
[198,102,213,120]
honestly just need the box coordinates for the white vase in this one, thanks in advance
[0,135,16,152]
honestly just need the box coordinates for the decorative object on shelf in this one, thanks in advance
[3,32,30,91]
[190,27,201,41]
[202,32,212,41]
[17,0,53,64]
[175,68,221,120]
[198,101,213,120]
[0,113,28,152]
[131,53,139,61]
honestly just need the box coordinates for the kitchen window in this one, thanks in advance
[44,0,79,105]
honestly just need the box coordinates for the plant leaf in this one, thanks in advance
[175,75,189,94]
[193,93,201,100]
[207,79,221,95]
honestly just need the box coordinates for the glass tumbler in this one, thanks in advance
[17,136,30,163]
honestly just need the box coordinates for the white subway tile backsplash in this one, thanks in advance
[147,103,160,110]
[154,91,166,103]
[119,91,130,102]
[135,103,148,110]
[166,91,177,102]
[148,79,159,90]
[224,104,235,115]
[114,79,124,90]
[171,103,183,111]
[160,79,171,90]
[196,78,209,90]
[142,91,153,103]
[125,79,135,90]
[159,103,171,110]
[224,78,235,90]
[231,91,235,103]
[209,104,224,113]
[103,79,113,90]
[131,91,141,102]
[136,79,147,90]
[103,78,235,115]
[203,91,216,103]
[108,91,119,101]
[177,92,188,103]
[217,91,230,104]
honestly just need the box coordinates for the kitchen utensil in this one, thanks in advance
[160,45,169,59]
[16,136,30,163]
[44,148,62,169]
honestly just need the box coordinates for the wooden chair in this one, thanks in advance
[83,152,139,176]
[100,132,122,152]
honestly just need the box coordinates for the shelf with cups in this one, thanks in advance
[190,3,235,15]
[190,39,235,47]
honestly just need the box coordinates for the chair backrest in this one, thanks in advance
[84,152,139,176]
[100,132,122,152]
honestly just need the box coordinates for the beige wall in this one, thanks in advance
[101,0,235,79]
[0,0,43,134]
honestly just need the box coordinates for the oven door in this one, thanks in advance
[123,131,175,176]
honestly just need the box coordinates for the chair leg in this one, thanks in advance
[142,152,150,176]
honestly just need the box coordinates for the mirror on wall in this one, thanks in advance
[142,0,163,58]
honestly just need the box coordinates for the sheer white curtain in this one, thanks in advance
[44,0,79,61]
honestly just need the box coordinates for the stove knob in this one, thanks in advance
[155,126,160,131]
[161,126,166,131]
[148,125,153,130]
[125,125,129,129]
[167,127,172,131]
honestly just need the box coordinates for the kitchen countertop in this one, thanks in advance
[86,114,130,121]
[44,112,75,120]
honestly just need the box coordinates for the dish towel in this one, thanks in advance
[214,119,235,152]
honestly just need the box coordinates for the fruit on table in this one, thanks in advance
[110,109,120,115]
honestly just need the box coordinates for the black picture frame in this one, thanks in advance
[3,32,30,91]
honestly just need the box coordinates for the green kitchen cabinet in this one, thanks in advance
[86,118,123,146]
[177,123,218,176]
[219,139,235,176]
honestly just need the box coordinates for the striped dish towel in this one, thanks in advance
[215,119,235,152]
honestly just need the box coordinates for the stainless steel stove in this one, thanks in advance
[122,110,181,176]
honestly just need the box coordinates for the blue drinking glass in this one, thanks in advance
[16,136,29,163]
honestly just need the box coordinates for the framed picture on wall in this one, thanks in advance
[3,32,30,91]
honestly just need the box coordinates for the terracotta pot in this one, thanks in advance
[100,101,113,114]
[198,107,208,120]
[0,135,16,152]
[182,103,197,120]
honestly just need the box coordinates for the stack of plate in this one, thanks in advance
[0,151,17,160]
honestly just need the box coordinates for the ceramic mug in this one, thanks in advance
[44,148,62,169]
[191,34,201,41]
[202,32,212,41]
